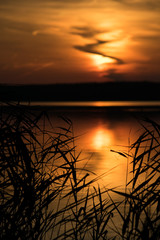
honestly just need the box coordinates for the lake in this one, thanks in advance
[26,101,160,189]
[2,101,160,239]
[33,101,160,238]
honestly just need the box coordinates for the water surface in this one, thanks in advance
[23,100,160,108]
[33,102,160,189]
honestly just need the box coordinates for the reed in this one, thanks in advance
[0,104,114,240]
[110,118,160,239]
[0,103,160,239]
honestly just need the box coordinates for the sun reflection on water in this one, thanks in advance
[92,127,113,150]
[82,124,130,188]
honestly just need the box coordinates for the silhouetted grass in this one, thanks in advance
[0,103,115,240]
[0,103,160,239]
[110,118,160,239]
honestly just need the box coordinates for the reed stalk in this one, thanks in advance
[1,103,159,239]
[0,104,113,240]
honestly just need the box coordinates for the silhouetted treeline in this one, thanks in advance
[0,81,160,102]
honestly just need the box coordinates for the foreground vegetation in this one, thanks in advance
[0,104,160,239]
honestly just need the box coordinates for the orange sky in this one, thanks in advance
[0,0,160,84]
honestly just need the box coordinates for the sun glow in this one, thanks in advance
[93,128,113,150]
[92,54,115,70]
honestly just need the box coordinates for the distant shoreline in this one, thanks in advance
[0,81,160,102]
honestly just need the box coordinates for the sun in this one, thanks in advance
[91,54,115,70]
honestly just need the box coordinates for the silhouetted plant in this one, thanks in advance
[110,118,160,239]
[0,104,114,240]
[1,103,160,240]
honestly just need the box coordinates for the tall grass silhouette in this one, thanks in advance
[110,118,160,239]
[0,104,114,240]
[0,103,160,239]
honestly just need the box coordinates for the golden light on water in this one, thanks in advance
[92,128,113,150]
[87,125,129,187]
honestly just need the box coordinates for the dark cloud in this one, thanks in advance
[74,40,124,65]
[71,26,103,38]
[109,0,160,10]
[72,25,124,65]
[103,69,126,81]
[132,35,160,42]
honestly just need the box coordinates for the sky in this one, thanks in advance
[0,0,160,84]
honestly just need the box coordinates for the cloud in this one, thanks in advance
[108,0,160,10]
[72,25,124,65]
[103,68,126,81]
[132,35,160,42]
[51,0,93,2]
[32,27,59,36]
[12,62,55,80]
[74,40,124,65]
[71,26,103,38]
